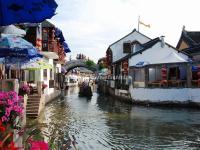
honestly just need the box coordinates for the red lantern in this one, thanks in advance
[197,71,200,77]
[161,67,167,80]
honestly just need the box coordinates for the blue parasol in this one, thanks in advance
[0,0,58,26]
[62,41,71,53]
[0,35,39,57]
[55,27,65,42]
[0,35,43,79]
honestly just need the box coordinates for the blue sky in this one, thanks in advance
[50,0,200,62]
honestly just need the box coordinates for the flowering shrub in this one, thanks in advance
[28,138,49,150]
[0,91,23,149]
[42,83,48,90]
[19,84,30,96]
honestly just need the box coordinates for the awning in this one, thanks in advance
[134,61,150,67]
[39,51,58,59]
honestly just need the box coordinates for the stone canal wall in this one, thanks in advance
[98,80,200,108]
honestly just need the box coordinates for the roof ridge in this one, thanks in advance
[183,31,197,45]
[109,29,151,47]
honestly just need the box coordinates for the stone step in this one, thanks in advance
[26,95,42,119]
[26,110,38,114]
[26,113,38,118]
[27,100,40,103]
[26,105,39,108]
[28,95,41,98]
[26,103,40,107]
[26,108,38,112]
[28,98,41,101]
[26,104,39,108]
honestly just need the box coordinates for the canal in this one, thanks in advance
[41,86,200,150]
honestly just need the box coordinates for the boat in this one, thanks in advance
[79,84,93,97]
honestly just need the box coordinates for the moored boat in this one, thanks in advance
[79,84,93,97]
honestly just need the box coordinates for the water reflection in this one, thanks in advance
[42,86,200,150]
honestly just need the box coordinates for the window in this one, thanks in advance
[42,29,48,41]
[123,42,131,53]
[43,69,47,80]
[169,67,180,80]
[133,68,145,82]
[148,67,161,82]
[42,42,48,51]
[132,43,141,53]
[192,66,198,80]
[50,69,53,80]
[29,70,35,81]
[11,70,17,79]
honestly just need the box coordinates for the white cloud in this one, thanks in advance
[51,0,200,62]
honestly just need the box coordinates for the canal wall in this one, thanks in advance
[130,88,200,108]
[98,80,132,103]
[45,89,61,104]
[98,80,200,108]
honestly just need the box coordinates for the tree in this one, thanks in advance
[85,59,95,67]
[98,63,105,70]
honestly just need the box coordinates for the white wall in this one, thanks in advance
[129,42,189,66]
[56,64,61,73]
[44,59,54,95]
[130,88,200,103]
[110,31,150,63]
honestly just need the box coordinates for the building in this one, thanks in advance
[104,29,200,106]
[176,26,200,61]
[19,20,71,97]
[106,29,151,90]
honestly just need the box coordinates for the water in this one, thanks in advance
[41,86,200,150]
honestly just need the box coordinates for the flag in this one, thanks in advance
[139,21,151,28]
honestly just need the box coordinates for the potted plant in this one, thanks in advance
[19,84,30,96]
[42,83,48,93]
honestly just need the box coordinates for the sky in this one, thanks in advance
[50,0,200,62]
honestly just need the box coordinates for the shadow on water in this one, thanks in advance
[41,86,200,150]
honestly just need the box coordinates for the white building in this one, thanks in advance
[107,29,151,90]
[128,37,200,104]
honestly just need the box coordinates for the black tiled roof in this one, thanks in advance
[109,29,151,47]
[182,44,200,55]
[186,31,200,44]
[130,37,160,57]
[112,38,160,64]
[177,30,200,48]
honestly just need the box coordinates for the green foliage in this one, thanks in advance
[85,59,95,67]
[98,63,105,70]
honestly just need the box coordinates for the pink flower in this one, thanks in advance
[29,140,49,150]
[7,99,13,105]
[1,116,8,122]
[5,107,11,117]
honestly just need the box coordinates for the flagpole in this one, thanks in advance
[138,16,140,32]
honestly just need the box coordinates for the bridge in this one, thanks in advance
[63,59,98,73]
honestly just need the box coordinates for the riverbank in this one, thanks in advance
[45,89,61,104]
[97,80,200,108]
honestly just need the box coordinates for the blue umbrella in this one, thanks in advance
[0,35,39,57]
[62,42,71,53]
[0,0,58,26]
[55,27,65,42]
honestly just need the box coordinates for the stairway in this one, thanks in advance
[26,95,41,118]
